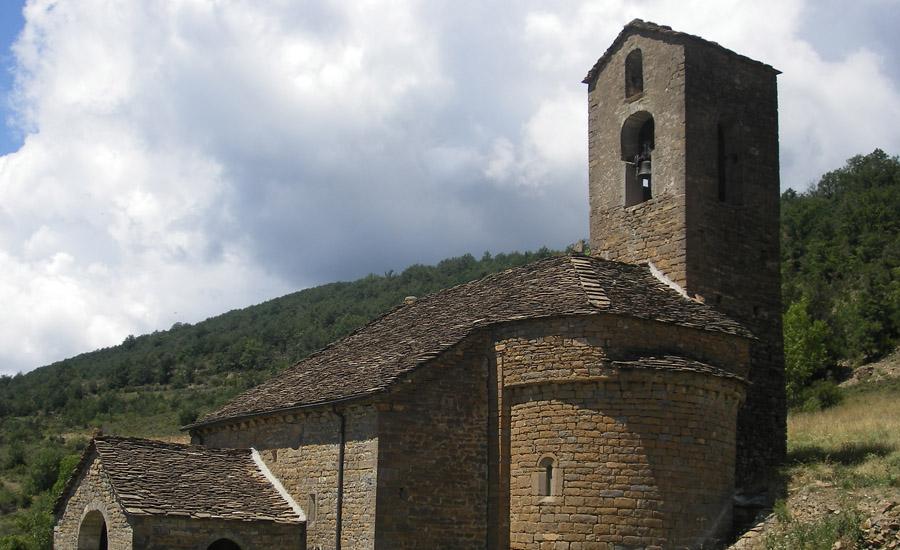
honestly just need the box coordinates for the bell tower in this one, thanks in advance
[584,20,785,496]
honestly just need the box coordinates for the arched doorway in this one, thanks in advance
[77,510,108,550]
[208,539,242,550]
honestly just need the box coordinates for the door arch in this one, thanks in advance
[77,510,108,550]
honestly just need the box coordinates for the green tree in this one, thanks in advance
[782,149,900,365]
[783,298,831,406]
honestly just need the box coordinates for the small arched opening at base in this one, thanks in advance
[77,510,108,550]
[208,538,242,550]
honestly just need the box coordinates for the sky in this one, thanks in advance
[1,0,899,376]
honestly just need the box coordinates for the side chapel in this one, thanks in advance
[54,20,784,550]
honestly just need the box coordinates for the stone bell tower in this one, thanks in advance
[584,20,785,496]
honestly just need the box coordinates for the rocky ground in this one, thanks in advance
[840,349,900,389]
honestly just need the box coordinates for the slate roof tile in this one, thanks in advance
[611,355,748,383]
[56,437,302,524]
[193,255,750,428]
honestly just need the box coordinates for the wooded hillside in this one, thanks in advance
[781,150,900,408]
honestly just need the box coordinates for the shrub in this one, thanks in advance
[3,442,25,470]
[798,380,843,412]
[773,498,791,523]
[0,485,26,515]
[178,406,199,426]
[0,535,32,550]
[51,454,81,498]
[24,448,62,495]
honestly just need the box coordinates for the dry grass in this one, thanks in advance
[787,384,900,489]
[762,381,900,549]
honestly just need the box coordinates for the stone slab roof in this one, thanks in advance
[55,436,303,524]
[611,355,748,383]
[192,255,750,428]
[582,19,780,85]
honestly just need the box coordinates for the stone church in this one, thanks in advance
[53,20,784,549]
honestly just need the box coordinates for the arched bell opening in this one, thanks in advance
[621,111,655,206]
[77,510,108,550]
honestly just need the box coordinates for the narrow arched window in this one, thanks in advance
[537,456,557,497]
[621,111,655,206]
[625,49,643,98]
[544,460,553,496]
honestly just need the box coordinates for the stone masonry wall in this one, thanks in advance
[54,452,134,550]
[196,405,377,550]
[683,42,785,493]
[494,315,748,549]
[130,515,304,550]
[507,374,743,549]
[588,33,688,285]
[586,27,785,495]
[375,337,490,549]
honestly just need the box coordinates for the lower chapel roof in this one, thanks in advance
[191,254,751,429]
[55,436,303,524]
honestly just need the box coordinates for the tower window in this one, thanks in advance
[717,120,743,205]
[621,111,655,206]
[625,49,643,98]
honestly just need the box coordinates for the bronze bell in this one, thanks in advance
[636,158,651,178]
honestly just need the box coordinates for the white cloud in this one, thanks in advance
[0,0,898,374]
